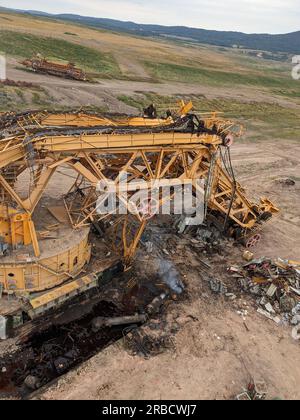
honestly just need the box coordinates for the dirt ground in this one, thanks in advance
[6,58,299,112]
[30,138,300,401]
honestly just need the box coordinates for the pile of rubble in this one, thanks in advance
[187,223,231,256]
[229,256,300,339]
[123,322,176,359]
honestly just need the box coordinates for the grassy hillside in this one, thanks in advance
[8,9,300,54]
[0,30,121,77]
[144,61,296,89]
[0,11,298,93]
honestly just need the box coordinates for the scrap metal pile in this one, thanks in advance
[229,258,300,338]
[21,56,87,81]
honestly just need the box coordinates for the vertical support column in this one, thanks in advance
[0,54,6,81]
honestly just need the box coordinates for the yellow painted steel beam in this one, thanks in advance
[35,132,222,153]
[40,113,175,128]
[0,174,29,211]
[28,219,40,257]
[22,167,57,212]
[29,274,96,310]
[69,161,100,185]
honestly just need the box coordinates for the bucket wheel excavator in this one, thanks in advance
[0,101,279,339]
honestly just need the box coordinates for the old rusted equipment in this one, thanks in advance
[21,56,87,81]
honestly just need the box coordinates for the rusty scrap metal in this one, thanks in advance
[21,56,87,81]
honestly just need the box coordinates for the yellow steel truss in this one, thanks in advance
[0,102,279,270]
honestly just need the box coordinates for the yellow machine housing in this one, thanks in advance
[0,227,91,293]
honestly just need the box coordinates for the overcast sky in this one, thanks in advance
[0,0,299,34]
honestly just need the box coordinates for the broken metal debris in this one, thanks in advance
[123,325,176,359]
[236,379,268,400]
[291,314,300,326]
[188,223,227,255]
[292,325,300,341]
[144,241,154,253]
[243,250,254,262]
[229,257,300,335]
[209,279,228,295]
[257,308,281,325]
[235,391,252,401]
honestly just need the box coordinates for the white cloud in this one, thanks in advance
[0,0,299,33]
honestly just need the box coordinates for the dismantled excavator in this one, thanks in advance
[0,101,279,339]
[21,56,87,81]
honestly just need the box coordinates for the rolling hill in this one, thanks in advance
[0,6,299,54]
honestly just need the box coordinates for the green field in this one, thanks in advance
[144,61,300,96]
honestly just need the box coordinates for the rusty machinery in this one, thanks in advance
[21,56,87,81]
[0,102,279,336]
